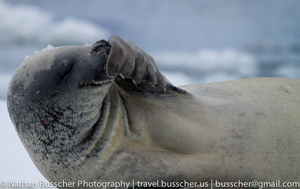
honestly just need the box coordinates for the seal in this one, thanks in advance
[7,36,300,187]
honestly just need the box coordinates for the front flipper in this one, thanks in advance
[106,36,167,90]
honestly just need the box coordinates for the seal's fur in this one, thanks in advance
[7,36,300,188]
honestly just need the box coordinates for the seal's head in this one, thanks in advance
[7,40,113,160]
[7,36,182,183]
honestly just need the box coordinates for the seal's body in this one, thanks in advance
[7,36,300,186]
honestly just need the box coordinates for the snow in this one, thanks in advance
[0,74,12,100]
[42,44,54,52]
[0,100,48,184]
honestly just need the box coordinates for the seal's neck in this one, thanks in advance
[111,82,209,154]
[100,84,224,183]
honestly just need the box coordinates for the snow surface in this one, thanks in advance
[0,100,48,184]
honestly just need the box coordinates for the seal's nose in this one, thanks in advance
[91,40,111,56]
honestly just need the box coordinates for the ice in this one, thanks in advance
[84,43,93,47]
[162,71,196,86]
[275,64,300,78]
[153,49,258,77]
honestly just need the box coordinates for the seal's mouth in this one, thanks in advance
[79,79,112,88]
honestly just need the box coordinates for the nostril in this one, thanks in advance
[92,40,111,54]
